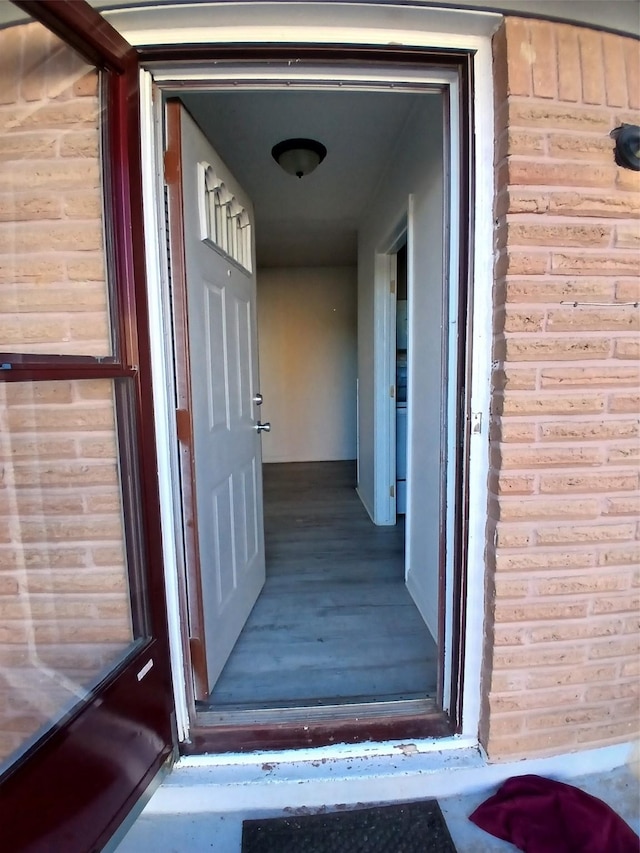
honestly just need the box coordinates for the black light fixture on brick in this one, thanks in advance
[610,124,640,171]
[271,138,327,178]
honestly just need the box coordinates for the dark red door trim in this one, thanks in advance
[13,0,135,72]
[0,3,175,850]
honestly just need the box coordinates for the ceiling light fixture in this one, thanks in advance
[271,138,327,178]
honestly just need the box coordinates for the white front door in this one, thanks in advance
[177,104,266,693]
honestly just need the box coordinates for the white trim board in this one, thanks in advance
[105,2,501,47]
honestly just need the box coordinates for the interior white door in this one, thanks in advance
[179,105,266,692]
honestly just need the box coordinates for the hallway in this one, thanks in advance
[201,461,438,710]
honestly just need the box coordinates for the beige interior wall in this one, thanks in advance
[257,266,357,463]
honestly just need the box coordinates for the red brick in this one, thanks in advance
[493,575,530,595]
[526,663,617,690]
[540,472,638,494]
[505,278,613,303]
[536,523,636,546]
[609,392,640,413]
[0,193,62,222]
[0,28,21,106]
[549,191,640,218]
[615,224,640,249]
[494,645,586,667]
[496,129,546,161]
[616,280,640,302]
[500,189,549,214]
[530,21,557,99]
[551,252,640,275]
[548,133,614,162]
[535,573,630,596]
[60,131,99,159]
[498,498,599,522]
[530,618,627,644]
[504,337,611,362]
[607,444,640,465]
[495,550,595,573]
[578,29,606,105]
[507,159,615,188]
[486,730,575,761]
[547,306,639,332]
[494,601,588,623]
[496,422,537,443]
[603,33,630,108]
[540,366,640,388]
[495,249,549,276]
[506,100,611,131]
[503,18,533,97]
[540,420,638,442]
[492,473,535,496]
[556,26,581,102]
[502,307,545,332]
[617,168,640,192]
[507,221,611,247]
[496,367,538,391]
[73,71,99,98]
[529,705,614,730]
[625,38,640,110]
[588,636,640,660]
[500,392,604,417]
[615,339,639,359]
[604,496,640,516]
[592,593,640,614]
[499,446,601,469]
[599,545,640,567]
[0,132,58,160]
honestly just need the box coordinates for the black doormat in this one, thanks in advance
[242,799,458,852]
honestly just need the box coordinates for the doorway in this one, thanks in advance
[155,57,469,743]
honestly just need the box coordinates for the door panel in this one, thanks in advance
[174,103,266,693]
[0,3,174,850]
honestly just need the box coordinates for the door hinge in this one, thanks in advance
[164,148,180,185]
[471,411,482,434]
[390,280,396,295]
[176,408,192,444]
[390,385,395,399]
[390,485,395,498]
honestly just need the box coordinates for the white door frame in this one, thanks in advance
[138,27,494,749]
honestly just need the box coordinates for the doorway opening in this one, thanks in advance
[157,57,470,745]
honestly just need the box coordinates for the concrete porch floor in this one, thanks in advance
[114,759,639,852]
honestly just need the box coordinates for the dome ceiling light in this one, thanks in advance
[271,138,327,178]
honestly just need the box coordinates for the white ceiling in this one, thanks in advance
[177,90,439,267]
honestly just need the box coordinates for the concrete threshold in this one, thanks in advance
[113,739,639,852]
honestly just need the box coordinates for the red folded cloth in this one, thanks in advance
[469,774,640,853]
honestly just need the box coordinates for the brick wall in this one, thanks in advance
[0,22,131,768]
[484,18,640,760]
[0,20,109,356]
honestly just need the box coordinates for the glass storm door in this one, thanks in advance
[0,3,174,851]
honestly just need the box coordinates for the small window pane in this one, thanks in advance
[0,379,141,774]
[0,17,112,356]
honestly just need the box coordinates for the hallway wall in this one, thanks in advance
[257,266,357,463]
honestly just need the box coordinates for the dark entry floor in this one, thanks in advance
[203,461,438,709]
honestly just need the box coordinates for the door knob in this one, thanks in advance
[256,421,271,433]
[253,393,263,405]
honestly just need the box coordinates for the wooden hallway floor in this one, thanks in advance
[202,461,438,710]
